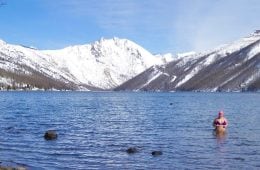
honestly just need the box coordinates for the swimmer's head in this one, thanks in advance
[218,111,224,118]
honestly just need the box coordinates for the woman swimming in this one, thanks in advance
[213,111,228,134]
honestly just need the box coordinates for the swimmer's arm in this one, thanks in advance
[213,119,217,127]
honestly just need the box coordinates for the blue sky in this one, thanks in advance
[0,0,260,54]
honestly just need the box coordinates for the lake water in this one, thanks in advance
[0,92,259,169]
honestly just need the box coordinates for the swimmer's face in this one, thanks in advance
[218,111,224,118]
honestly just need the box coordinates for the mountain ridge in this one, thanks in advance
[115,31,260,92]
[0,32,260,92]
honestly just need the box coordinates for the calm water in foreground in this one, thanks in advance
[0,92,259,169]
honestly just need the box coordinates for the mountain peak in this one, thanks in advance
[40,36,163,89]
[92,37,153,57]
[96,37,133,46]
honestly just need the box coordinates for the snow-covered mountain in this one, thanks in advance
[0,37,164,90]
[116,31,260,92]
[42,37,163,89]
[1,31,259,92]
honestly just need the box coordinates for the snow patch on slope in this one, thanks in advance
[170,75,177,82]
[0,76,13,86]
[138,66,162,89]
[248,41,260,60]
[244,70,260,86]
[176,66,201,88]
[177,51,196,58]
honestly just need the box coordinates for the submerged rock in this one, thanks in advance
[0,166,27,170]
[151,151,163,156]
[5,127,13,130]
[126,147,138,154]
[0,161,27,170]
[44,130,58,140]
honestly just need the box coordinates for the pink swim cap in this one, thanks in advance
[218,111,224,116]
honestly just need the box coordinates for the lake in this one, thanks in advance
[0,92,259,169]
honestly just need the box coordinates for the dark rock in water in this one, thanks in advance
[126,147,138,154]
[44,130,58,140]
[5,127,14,130]
[170,103,173,105]
[151,151,162,156]
[0,166,27,170]
[0,161,27,170]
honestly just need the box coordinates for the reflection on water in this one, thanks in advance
[213,129,227,144]
[0,92,259,169]
[212,128,228,164]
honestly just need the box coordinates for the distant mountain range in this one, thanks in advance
[0,31,259,92]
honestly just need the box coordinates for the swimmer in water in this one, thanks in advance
[213,111,228,134]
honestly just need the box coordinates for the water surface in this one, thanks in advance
[0,92,259,169]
